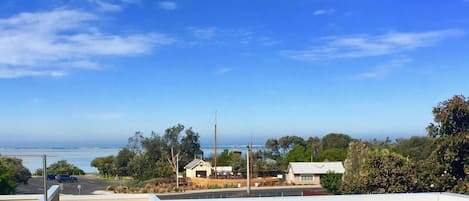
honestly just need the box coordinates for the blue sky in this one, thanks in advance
[0,0,468,147]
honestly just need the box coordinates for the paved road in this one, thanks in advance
[16,176,326,199]
[157,187,327,200]
[16,175,118,195]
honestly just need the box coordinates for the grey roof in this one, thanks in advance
[288,162,345,174]
[184,159,208,169]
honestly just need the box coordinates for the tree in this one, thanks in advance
[393,136,435,161]
[113,148,134,176]
[285,145,308,162]
[342,148,415,194]
[217,149,232,166]
[0,166,16,194]
[128,131,144,155]
[321,133,352,150]
[0,157,31,185]
[362,150,413,193]
[426,95,469,190]
[289,136,305,147]
[0,156,30,194]
[101,124,203,181]
[91,156,114,176]
[47,160,85,175]
[163,124,185,173]
[278,135,305,154]
[321,171,342,194]
[279,136,290,154]
[316,148,347,162]
[141,132,165,165]
[180,128,203,171]
[265,138,280,157]
[341,140,369,193]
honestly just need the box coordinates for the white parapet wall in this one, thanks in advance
[60,194,159,201]
[167,192,469,201]
[1,191,468,201]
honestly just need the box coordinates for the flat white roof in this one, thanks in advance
[288,162,345,174]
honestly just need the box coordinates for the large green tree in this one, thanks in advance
[393,136,435,161]
[321,133,352,150]
[180,128,203,170]
[316,148,347,162]
[99,124,203,181]
[46,160,85,175]
[341,140,369,193]
[91,156,114,176]
[113,148,134,176]
[0,166,16,194]
[0,156,30,194]
[285,145,308,162]
[362,150,414,193]
[0,157,31,185]
[426,95,469,190]
[265,138,280,157]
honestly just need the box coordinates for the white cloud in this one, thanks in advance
[0,9,175,78]
[0,68,66,78]
[352,57,412,80]
[281,29,464,61]
[185,27,280,47]
[215,68,232,75]
[89,0,142,12]
[93,0,123,12]
[159,1,177,10]
[313,9,335,16]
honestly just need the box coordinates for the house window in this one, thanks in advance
[301,175,314,182]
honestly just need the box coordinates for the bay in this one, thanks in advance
[0,145,263,173]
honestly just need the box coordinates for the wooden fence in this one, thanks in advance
[188,177,280,188]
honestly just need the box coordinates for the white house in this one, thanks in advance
[184,159,212,178]
[286,162,345,185]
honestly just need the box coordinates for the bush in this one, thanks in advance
[125,180,145,188]
[209,184,221,189]
[106,185,116,191]
[47,160,85,175]
[320,171,342,194]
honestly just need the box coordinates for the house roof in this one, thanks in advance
[214,166,232,172]
[288,162,345,174]
[184,159,210,169]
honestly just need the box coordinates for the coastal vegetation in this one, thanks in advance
[91,124,203,181]
[0,156,31,194]
[90,95,468,195]
[35,160,85,176]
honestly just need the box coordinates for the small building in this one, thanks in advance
[286,162,345,185]
[214,166,233,177]
[185,159,212,178]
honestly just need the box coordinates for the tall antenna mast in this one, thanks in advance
[214,110,217,179]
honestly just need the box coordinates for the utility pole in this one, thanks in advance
[176,153,179,189]
[214,111,217,179]
[43,154,47,201]
[246,143,251,195]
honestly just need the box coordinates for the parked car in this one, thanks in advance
[47,174,56,180]
[55,174,78,183]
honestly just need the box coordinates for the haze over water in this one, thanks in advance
[0,146,260,173]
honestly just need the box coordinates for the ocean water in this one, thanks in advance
[0,147,120,173]
[0,146,262,173]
